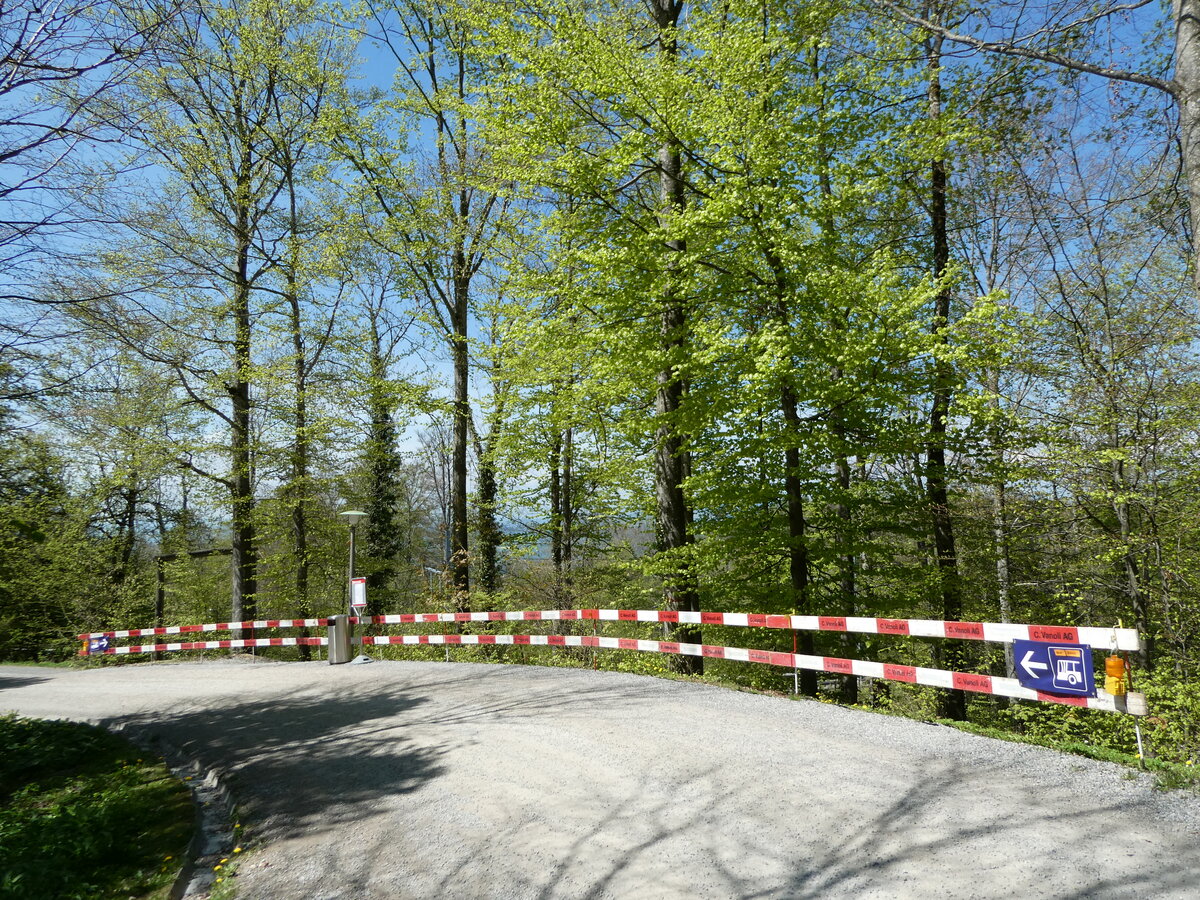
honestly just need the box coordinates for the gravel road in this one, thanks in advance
[2,658,1198,898]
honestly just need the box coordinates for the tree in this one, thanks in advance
[337,0,511,607]
[0,0,176,404]
[864,1,1195,295]
[76,0,348,626]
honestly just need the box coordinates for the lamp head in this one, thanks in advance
[340,509,368,527]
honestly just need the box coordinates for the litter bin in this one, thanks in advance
[328,614,352,665]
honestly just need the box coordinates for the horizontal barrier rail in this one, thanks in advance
[78,609,1142,715]
[80,610,1142,652]
[350,609,1142,651]
[89,636,328,655]
[357,633,1125,713]
[80,618,329,640]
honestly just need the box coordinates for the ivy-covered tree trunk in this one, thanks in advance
[781,383,816,695]
[652,0,700,674]
[451,265,471,609]
[280,164,314,656]
[550,427,574,610]
[925,26,965,720]
[229,197,257,635]
[365,322,403,617]
[477,451,500,596]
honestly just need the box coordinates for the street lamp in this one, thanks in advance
[340,509,367,611]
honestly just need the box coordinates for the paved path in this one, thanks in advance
[3,658,1198,898]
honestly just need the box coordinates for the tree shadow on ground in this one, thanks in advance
[408,757,1199,900]
[106,678,445,842]
[392,664,667,728]
[0,671,50,693]
[727,762,1200,899]
[102,662,663,846]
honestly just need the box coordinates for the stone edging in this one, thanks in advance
[102,722,238,899]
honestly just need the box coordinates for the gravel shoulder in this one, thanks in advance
[2,659,1197,899]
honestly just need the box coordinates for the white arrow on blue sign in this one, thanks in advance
[1012,639,1095,697]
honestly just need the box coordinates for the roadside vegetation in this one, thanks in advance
[4,0,1199,774]
[0,715,192,900]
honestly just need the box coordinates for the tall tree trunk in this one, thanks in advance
[562,426,574,605]
[451,266,470,610]
[112,484,139,584]
[1175,0,1200,296]
[1113,458,1152,669]
[782,384,817,695]
[835,434,858,704]
[288,284,312,654]
[925,27,965,720]
[365,310,403,618]
[229,191,257,638]
[652,0,700,673]
[477,436,501,596]
[549,427,576,612]
[812,43,857,701]
[988,369,1015,678]
[550,431,563,600]
[283,170,312,658]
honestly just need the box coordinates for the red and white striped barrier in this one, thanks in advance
[80,609,1141,654]
[80,618,329,640]
[87,636,328,656]
[350,609,1142,651]
[357,632,1124,712]
[76,608,1141,713]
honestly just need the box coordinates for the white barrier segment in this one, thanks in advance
[853,660,886,679]
[982,623,1027,643]
[907,620,948,638]
[917,667,955,689]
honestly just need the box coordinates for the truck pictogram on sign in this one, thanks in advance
[1013,639,1095,697]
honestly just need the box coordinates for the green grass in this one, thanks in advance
[0,715,194,900]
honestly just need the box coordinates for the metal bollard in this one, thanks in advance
[327,614,352,665]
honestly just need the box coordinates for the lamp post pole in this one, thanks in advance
[340,510,368,614]
[331,510,368,665]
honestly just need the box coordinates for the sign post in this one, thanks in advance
[1013,640,1096,697]
[350,576,367,616]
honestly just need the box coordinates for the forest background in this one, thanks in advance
[3,0,1198,763]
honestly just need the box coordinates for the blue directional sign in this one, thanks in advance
[88,636,109,654]
[1013,639,1095,697]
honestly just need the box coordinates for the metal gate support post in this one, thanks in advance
[328,615,352,665]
